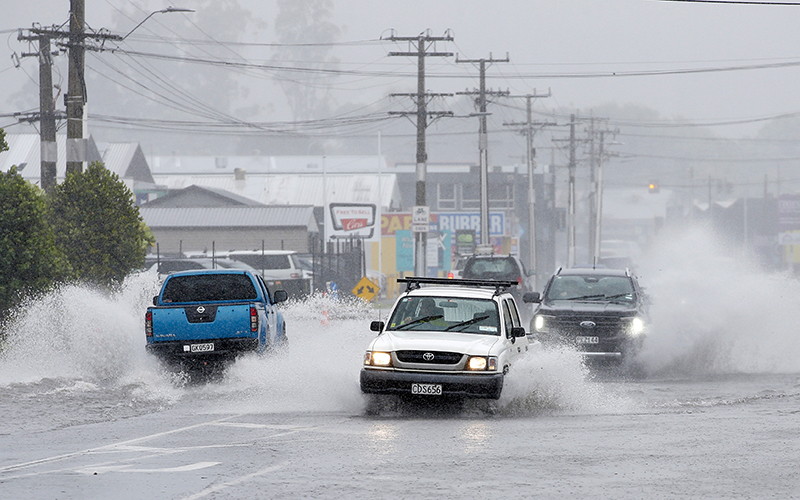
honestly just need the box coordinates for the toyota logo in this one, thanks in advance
[422,352,435,361]
[579,320,596,329]
[196,306,206,313]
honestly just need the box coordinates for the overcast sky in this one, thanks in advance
[3,0,800,139]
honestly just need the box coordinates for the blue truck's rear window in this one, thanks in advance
[161,274,258,302]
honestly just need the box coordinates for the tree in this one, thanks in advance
[0,166,71,316]
[49,162,150,287]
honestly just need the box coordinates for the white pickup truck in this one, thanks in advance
[360,277,539,400]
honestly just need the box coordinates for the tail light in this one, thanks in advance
[517,276,523,285]
[447,272,454,279]
[250,306,258,332]
[145,311,153,337]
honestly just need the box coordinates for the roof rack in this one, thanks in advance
[397,276,517,295]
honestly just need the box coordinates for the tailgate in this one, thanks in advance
[150,303,256,342]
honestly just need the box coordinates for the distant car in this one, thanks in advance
[146,257,263,276]
[360,277,539,400]
[460,252,535,310]
[526,267,648,364]
[447,255,470,279]
[222,250,311,296]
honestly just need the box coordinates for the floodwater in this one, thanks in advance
[0,229,799,499]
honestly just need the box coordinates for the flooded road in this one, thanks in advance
[1,232,799,498]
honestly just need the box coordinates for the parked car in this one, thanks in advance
[360,277,539,400]
[145,257,264,277]
[526,267,649,365]
[223,250,311,296]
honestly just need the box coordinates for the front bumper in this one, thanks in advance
[360,368,504,399]
[539,332,640,360]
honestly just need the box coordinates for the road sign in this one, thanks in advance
[352,276,379,302]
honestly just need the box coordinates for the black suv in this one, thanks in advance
[525,267,648,364]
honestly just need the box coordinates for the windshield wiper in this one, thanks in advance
[565,294,606,301]
[395,315,443,330]
[444,315,489,332]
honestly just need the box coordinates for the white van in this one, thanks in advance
[223,250,311,296]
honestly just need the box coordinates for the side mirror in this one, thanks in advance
[152,296,158,306]
[511,326,526,338]
[522,292,541,303]
[273,290,289,304]
[370,321,384,333]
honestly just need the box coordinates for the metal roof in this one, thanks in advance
[142,184,267,207]
[151,173,401,210]
[148,155,389,175]
[140,206,318,232]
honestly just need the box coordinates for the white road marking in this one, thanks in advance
[178,461,290,500]
[75,462,221,475]
[0,414,244,474]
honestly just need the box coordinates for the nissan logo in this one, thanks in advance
[579,321,596,329]
[196,306,206,313]
[422,352,435,361]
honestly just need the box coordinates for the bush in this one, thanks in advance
[49,162,149,287]
[0,167,71,315]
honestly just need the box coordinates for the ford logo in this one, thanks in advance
[197,306,206,313]
[579,321,596,329]
[422,352,435,361]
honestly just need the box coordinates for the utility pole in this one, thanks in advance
[386,30,453,276]
[590,125,618,265]
[15,6,181,187]
[456,53,509,246]
[66,0,86,175]
[503,91,554,286]
[18,27,62,192]
[37,34,57,192]
[567,114,577,268]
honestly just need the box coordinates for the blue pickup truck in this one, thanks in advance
[145,269,288,373]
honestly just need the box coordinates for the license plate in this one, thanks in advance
[575,336,599,344]
[189,342,215,352]
[411,383,442,395]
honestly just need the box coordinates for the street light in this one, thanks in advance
[122,7,195,40]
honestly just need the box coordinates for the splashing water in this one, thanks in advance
[0,274,632,420]
[636,225,800,376]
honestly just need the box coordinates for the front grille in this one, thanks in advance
[396,350,463,365]
[549,315,626,337]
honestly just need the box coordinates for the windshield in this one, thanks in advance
[386,296,500,335]
[162,273,258,302]
[544,275,635,302]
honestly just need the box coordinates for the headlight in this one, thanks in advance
[466,356,498,371]
[627,317,645,336]
[365,351,392,366]
[534,314,546,332]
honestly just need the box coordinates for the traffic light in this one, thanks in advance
[648,181,660,193]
